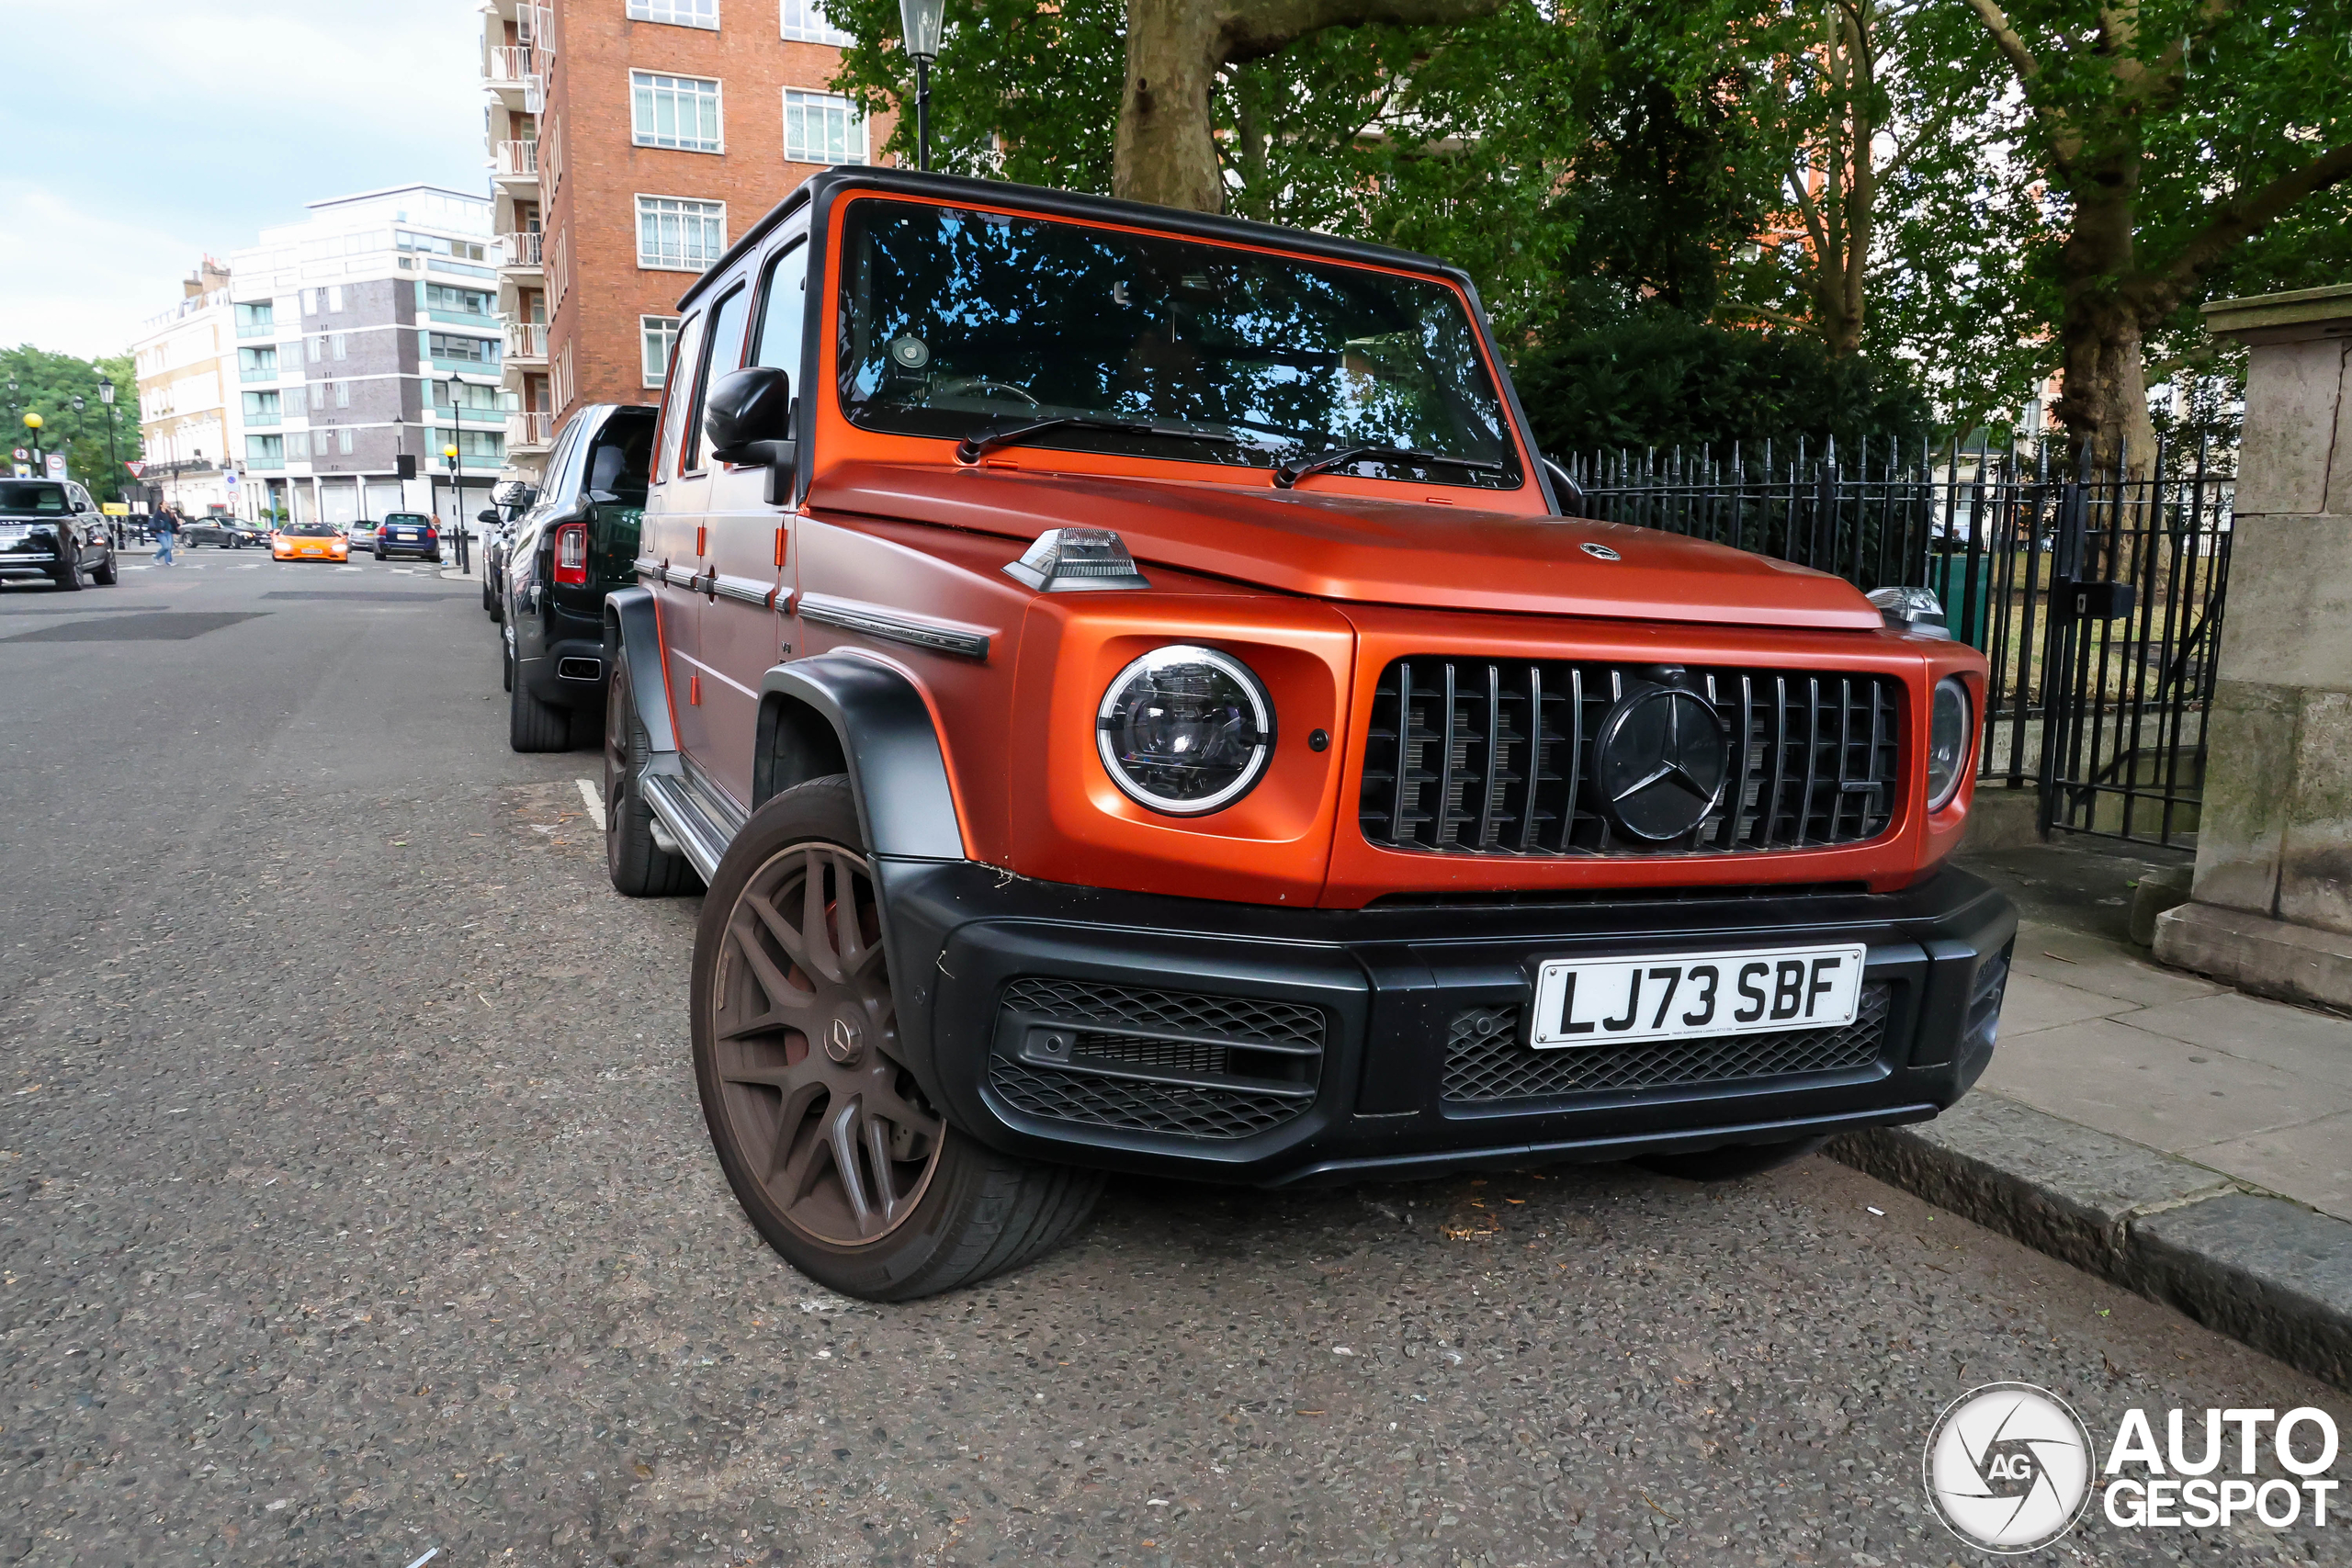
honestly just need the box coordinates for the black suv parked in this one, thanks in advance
[501,403,656,750]
[0,479,117,590]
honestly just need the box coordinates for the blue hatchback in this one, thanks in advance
[375,512,443,563]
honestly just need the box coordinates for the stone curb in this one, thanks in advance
[1827,1095,2352,1392]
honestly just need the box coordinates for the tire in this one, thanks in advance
[53,555,85,592]
[501,632,514,693]
[374,547,384,561]
[482,579,496,615]
[603,653,695,897]
[694,776,1102,1300]
[1635,1135,1830,1183]
[92,552,117,586]
[508,648,570,750]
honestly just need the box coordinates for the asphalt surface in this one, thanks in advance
[3,552,2347,1567]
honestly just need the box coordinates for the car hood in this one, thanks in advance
[811,462,1882,631]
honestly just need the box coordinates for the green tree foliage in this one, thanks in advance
[1890,0,2352,464]
[0,346,142,502]
[822,0,1591,337]
[1515,315,1930,458]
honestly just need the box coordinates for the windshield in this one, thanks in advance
[383,513,432,526]
[0,481,68,513]
[835,199,1522,490]
[286,523,339,536]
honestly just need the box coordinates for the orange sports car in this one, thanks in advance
[272,522,349,561]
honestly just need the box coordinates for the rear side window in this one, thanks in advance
[752,241,809,392]
[585,412,656,503]
[653,311,707,485]
[685,285,752,474]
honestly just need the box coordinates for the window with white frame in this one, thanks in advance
[337,427,354,455]
[780,0,852,45]
[630,71,723,152]
[629,0,718,26]
[641,316,683,387]
[784,90,865,165]
[636,197,728,272]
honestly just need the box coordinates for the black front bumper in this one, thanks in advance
[876,863,2015,1186]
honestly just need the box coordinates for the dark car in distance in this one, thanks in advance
[182,514,268,549]
[0,479,117,590]
[376,512,443,562]
[501,402,654,750]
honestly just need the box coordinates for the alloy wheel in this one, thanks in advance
[708,843,942,1246]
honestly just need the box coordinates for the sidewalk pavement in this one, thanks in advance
[1831,836,2352,1389]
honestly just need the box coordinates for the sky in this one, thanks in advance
[0,0,489,361]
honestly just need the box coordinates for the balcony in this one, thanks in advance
[504,322,549,364]
[507,412,555,450]
[240,366,279,383]
[492,139,539,190]
[235,321,276,339]
[484,45,544,112]
[499,231,543,271]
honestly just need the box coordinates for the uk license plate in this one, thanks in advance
[1529,943,1867,1049]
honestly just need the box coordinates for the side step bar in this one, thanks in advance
[639,763,747,885]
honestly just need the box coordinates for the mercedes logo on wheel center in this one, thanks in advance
[1594,683,1731,840]
[1925,1382,2096,1552]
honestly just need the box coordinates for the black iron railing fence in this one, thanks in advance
[1560,438,2234,848]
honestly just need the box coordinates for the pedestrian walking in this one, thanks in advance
[152,508,178,566]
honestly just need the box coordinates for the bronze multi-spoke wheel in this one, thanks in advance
[708,841,944,1244]
[692,776,1103,1300]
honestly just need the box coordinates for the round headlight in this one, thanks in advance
[1927,676,1972,810]
[1096,645,1274,816]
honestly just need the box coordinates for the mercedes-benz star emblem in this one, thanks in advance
[825,1016,864,1065]
[1594,686,1730,840]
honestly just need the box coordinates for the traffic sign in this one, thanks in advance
[11,448,24,462]
[44,454,66,479]
[124,459,147,477]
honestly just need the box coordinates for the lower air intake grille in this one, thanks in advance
[1443,982,1894,1103]
[987,977,1324,1140]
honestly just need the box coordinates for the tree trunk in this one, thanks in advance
[2050,170,2157,474]
[1114,0,1510,214]
[1116,0,1227,212]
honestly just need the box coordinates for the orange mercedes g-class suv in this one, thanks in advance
[605,168,2011,1301]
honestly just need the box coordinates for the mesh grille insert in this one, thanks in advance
[991,977,1326,1140]
[1443,982,1894,1102]
[1360,657,1903,857]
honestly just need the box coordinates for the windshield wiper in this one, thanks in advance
[1273,444,1507,489]
[955,416,1242,466]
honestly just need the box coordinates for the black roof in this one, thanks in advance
[673,166,1472,315]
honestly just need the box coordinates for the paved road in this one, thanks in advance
[3,559,2346,1567]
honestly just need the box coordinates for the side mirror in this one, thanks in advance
[1541,456,1587,515]
[705,366,797,504]
[476,508,501,525]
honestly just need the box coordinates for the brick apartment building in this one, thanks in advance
[481,0,896,483]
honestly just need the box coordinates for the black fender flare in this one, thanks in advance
[756,655,967,862]
[602,586,676,753]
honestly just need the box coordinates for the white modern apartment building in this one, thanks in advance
[220,186,508,527]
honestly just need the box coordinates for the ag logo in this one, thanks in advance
[1924,1382,2095,1552]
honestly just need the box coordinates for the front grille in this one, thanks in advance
[1360,658,1902,856]
[987,977,1324,1140]
[1443,981,1894,1102]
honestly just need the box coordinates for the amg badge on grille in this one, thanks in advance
[1595,684,1731,840]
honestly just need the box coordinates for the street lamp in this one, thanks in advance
[22,411,42,476]
[96,378,120,507]
[445,374,472,571]
[899,0,944,172]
